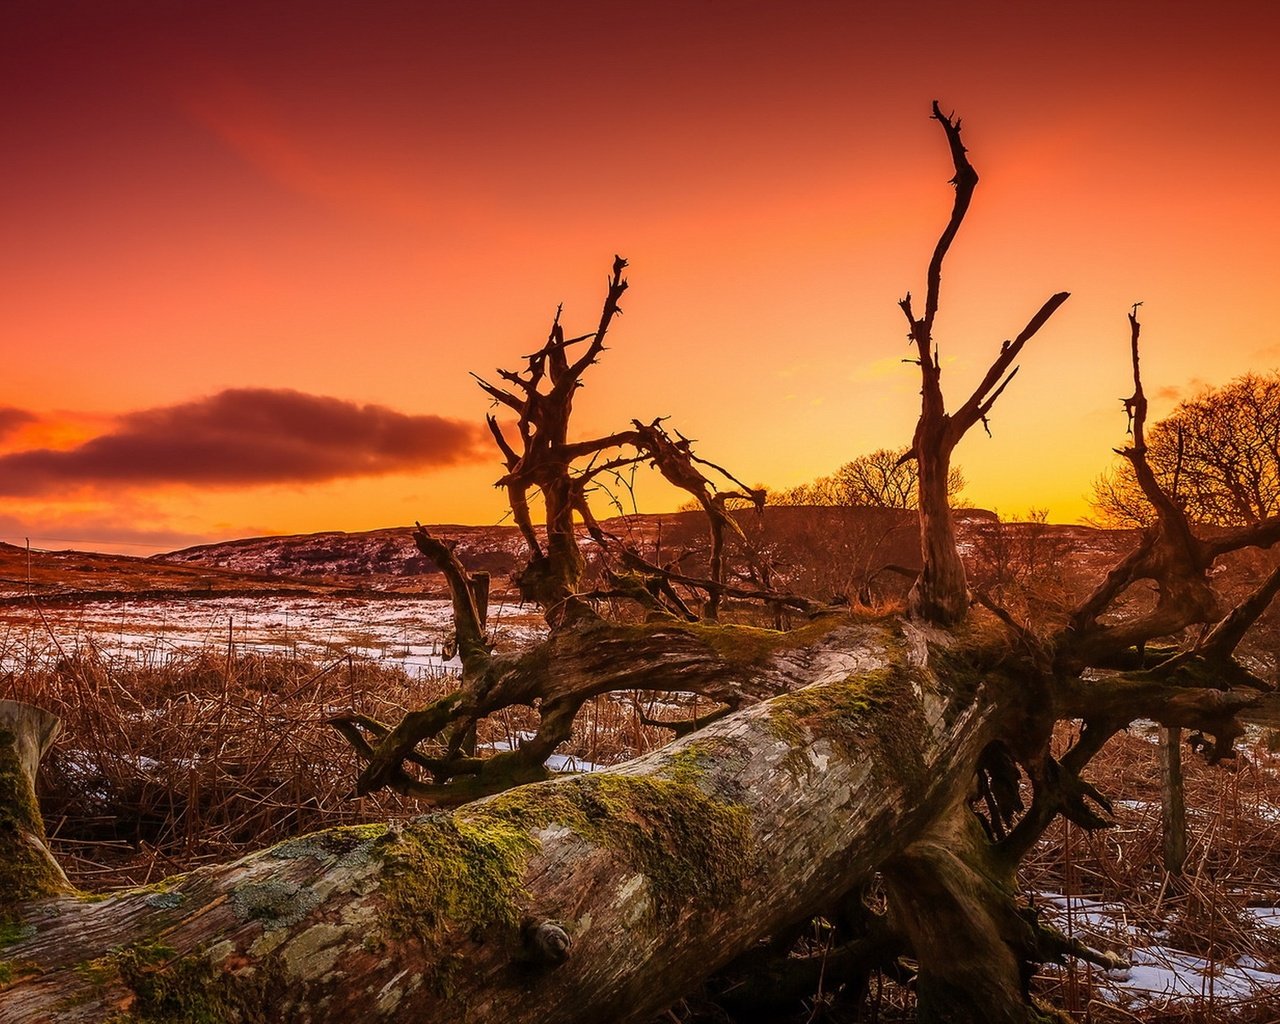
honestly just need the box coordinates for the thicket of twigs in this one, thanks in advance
[1023,724,1280,1023]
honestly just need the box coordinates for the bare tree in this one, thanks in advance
[6,103,1280,1024]
[1092,371,1280,528]
[897,103,1069,624]
[771,446,965,510]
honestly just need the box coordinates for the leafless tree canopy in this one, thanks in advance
[1092,371,1280,528]
[770,446,966,511]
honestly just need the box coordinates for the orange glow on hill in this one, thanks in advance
[2,1,1279,552]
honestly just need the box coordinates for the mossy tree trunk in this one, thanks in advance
[2,618,1029,1024]
[0,701,70,915]
[2,616,1271,1022]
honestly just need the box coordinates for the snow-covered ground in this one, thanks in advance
[485,734,604,774]
[0,595,545,676]
[1037,892,1280,1008]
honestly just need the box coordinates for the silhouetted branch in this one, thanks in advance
[922,101,979,335]
[1202,514,1280,559]
[951,292,1071,438]
[617,546,825,614]
[564,255,629,384]
[413,523,490,674]
[1181,562,1280,672]
[1058,310,1220,664]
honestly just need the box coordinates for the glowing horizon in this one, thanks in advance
[3,1,1278,554]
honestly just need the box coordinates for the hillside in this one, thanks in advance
[1,508,1150,611]
[153,507,1140,604]
[0,540,360,604]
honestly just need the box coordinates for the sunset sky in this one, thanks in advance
[3,0,1279,553]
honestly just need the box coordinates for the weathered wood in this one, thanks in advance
[900,103,1067,626]
[0,701,60,792]
[0,620,1009,1023]
[0,701,70,917]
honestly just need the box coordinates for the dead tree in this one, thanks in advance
[900,102,1069,625]
[5,104,1280,1024]
[324,258,792,808]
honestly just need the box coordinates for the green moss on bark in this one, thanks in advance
[0,728,68,915]
[674,618,841,666]
[598,614,849,670]
[375,815,538,947]
[0,957,38,990]
[476,774,755,919]
[114,942,230,1024]
[767,670,892,748]
[661,737,749,785]
[372,769,756,948]
[69,939,280,1023]
[0,920,35,948]
[266,822,387,863]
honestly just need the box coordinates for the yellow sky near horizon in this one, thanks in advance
[3,1,1278,553]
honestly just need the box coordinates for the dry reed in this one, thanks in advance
[5,625,1279,1021]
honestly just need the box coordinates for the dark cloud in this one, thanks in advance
[0,389,482,495]
[0,407,35,440]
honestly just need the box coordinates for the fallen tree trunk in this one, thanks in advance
[0,616,1027,1024]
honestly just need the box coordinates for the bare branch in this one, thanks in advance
[1190,561,1280,667]
[921,101,979,335]
[560,430,643,461]
[1203,513,1280,559]
[564,255,629,384]
[471,373,526,413]
[413,523,491,674]
[951,291,1070,437]
[486,415,520,469]
[618,546,824,614]
[1059,310,1222,663]
[1117,310,1191,533]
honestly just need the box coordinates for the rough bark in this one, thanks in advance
[0,701,70,916]
[900,102,1068,625]
[1159,726,1187,874]
[2,617,1021,1023]
[883,812,1056,1024]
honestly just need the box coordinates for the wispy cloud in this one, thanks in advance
[179,69,448,229]
[0,407,36,441]
[0,389,484,496]
[1152,377,1207,405]
[851,356,913,383]
[0,511,217,553]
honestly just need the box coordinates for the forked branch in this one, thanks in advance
[900,101,1068,625]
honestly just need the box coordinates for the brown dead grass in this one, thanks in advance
[1019,722,1280,1023]
[6,629,1280,1021]
[0,633,687,887]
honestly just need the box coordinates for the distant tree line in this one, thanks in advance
[769,446,966,510]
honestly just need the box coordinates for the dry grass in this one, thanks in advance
[813,726,1280,1022]
[1019,722,1280,1022]
[0,629,688,888]
[5,626,1280,1021]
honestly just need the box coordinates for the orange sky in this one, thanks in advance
[3,0,1279,553]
